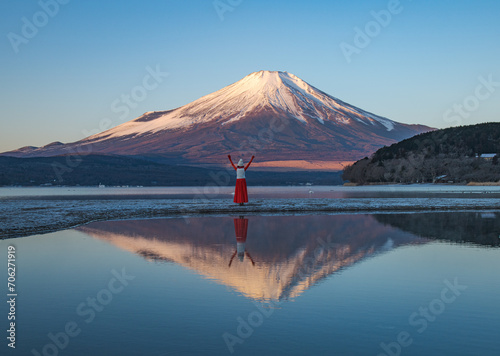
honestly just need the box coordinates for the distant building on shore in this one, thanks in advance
[434,175,448,183]
[476,153,497,160]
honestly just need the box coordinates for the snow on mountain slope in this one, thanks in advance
[89,71,398,141]
[1,70,432,166]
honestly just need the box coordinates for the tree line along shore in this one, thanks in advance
[343,123,500,185]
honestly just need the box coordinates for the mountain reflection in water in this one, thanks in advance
[78,214,429,301]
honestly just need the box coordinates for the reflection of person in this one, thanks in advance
[229,216,255,267]
[228,155,255,205]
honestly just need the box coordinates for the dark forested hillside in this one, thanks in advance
[343,123,500,184]
[0,155,342,187]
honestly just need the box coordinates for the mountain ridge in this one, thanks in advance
[2,71,432,168]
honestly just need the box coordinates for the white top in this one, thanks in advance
[236,167,245,179]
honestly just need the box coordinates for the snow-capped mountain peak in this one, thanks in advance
[90,70,396,141]
[1,70,432,167]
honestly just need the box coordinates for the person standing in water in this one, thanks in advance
[228,155,255,205]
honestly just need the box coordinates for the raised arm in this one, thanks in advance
[228,155,236,170]
[228,250,237,267]
[244,156,255,170]
[245,251,256,266]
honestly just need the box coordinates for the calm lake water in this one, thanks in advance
[1,212,499,355]
[2,184,500,200]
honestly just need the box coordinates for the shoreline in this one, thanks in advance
[344,182,500,186]
[1,197,500,240]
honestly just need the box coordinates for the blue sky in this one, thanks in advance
[1,0,499,152]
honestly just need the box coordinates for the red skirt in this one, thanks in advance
[233,178,248,203]
[234,217,248,241]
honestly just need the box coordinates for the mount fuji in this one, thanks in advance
[2,71,432,170]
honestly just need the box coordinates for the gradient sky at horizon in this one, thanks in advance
[1,0,499,152]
